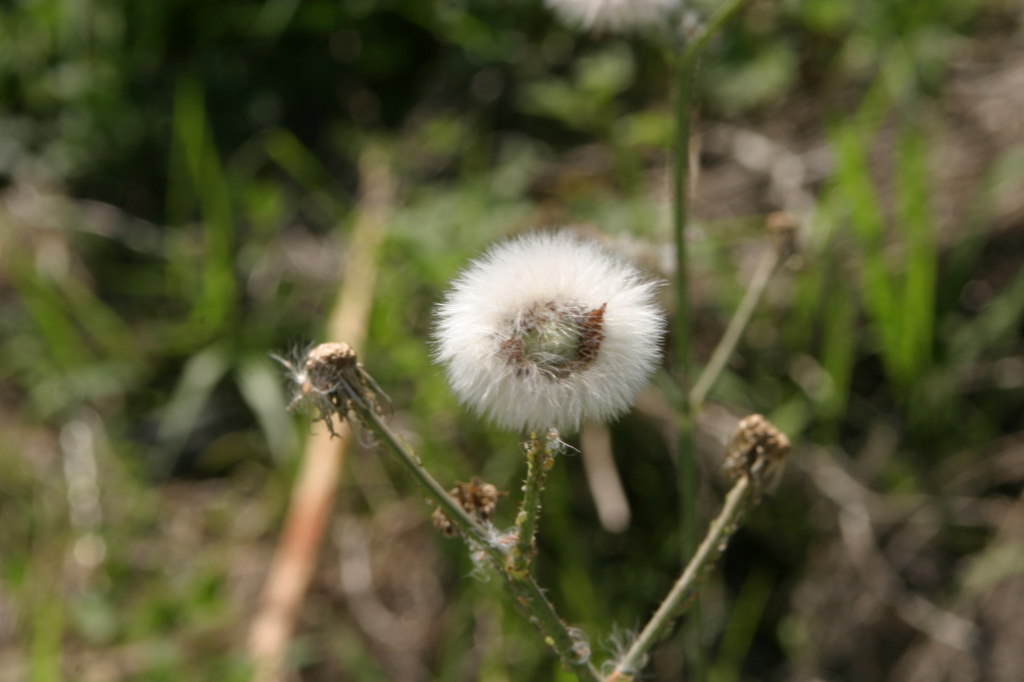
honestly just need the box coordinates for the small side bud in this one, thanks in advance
[431,477,504,538]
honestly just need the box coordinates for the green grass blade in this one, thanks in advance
[7,261,90,369]
[709,566,775,682]
[30,588,63,682]
[896,123,937,380]
[155,343,231,475]
[57,275,136,360]
[172,77,237,335]
[950,266,1024,365]
[234,355,297,464]
[820,287,859,425]
[264,128,337,196]
[831,125,905,386]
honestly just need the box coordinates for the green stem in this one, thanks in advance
[672,57,694,400]
[513,433,553,575]
[606,476,753,682]
[669,3,752,678]
[689,245,780,409]
[672,10,698,553]
[357,406,498,554]
[678,0,751,74]
[352,405,602,682]
[672,40,704,682]
[507,572,602,681]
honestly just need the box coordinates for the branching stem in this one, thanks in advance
[350,403,602,682]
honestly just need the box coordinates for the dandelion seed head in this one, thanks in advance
[545,0,682,33]
[433,230,665,434]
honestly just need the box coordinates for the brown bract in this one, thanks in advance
[498,301,607,380]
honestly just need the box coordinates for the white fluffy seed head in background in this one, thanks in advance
[545,0,682,33]
[433,230,666,434]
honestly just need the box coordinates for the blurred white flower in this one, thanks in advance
[433,231,665,434]
[545,0,682,32]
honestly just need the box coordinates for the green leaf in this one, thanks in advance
[235,354,297,464]
[155,344,232,474]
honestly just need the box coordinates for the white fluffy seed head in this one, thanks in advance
[433,231,665,434]
[545,0,682,33]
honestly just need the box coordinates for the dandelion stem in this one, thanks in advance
[671,60,694,401]
[671,0,697,562]
[670,3,754,677]
[606,476,753,682]
[689,244,781,409]
[354,405,497,551]
[507,573,603,682]
[348,400,603,682]
[513,433,554,574]
[671,31,704,682]
[607,415,790,682]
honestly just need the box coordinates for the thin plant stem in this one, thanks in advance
[356,406,496,551]
[349,403,603,682]
[689,246,780,409]
[606,476,753,682]
[513,433,554,574]
[669,4,754,678]
[672,59,694,399]
[506,572,601,681]
[678,0,751,74]
[671,0,697,573]
[672,37,704,682]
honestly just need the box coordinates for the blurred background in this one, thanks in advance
[2,0,1024,680]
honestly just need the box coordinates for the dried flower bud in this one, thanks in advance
[273,342,387,436]
[766,211,800,261]
[433,231,665,434]
[431,477,504,538]
[724,414,791,494]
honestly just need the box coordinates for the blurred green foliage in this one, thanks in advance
[2,0,1024,680]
